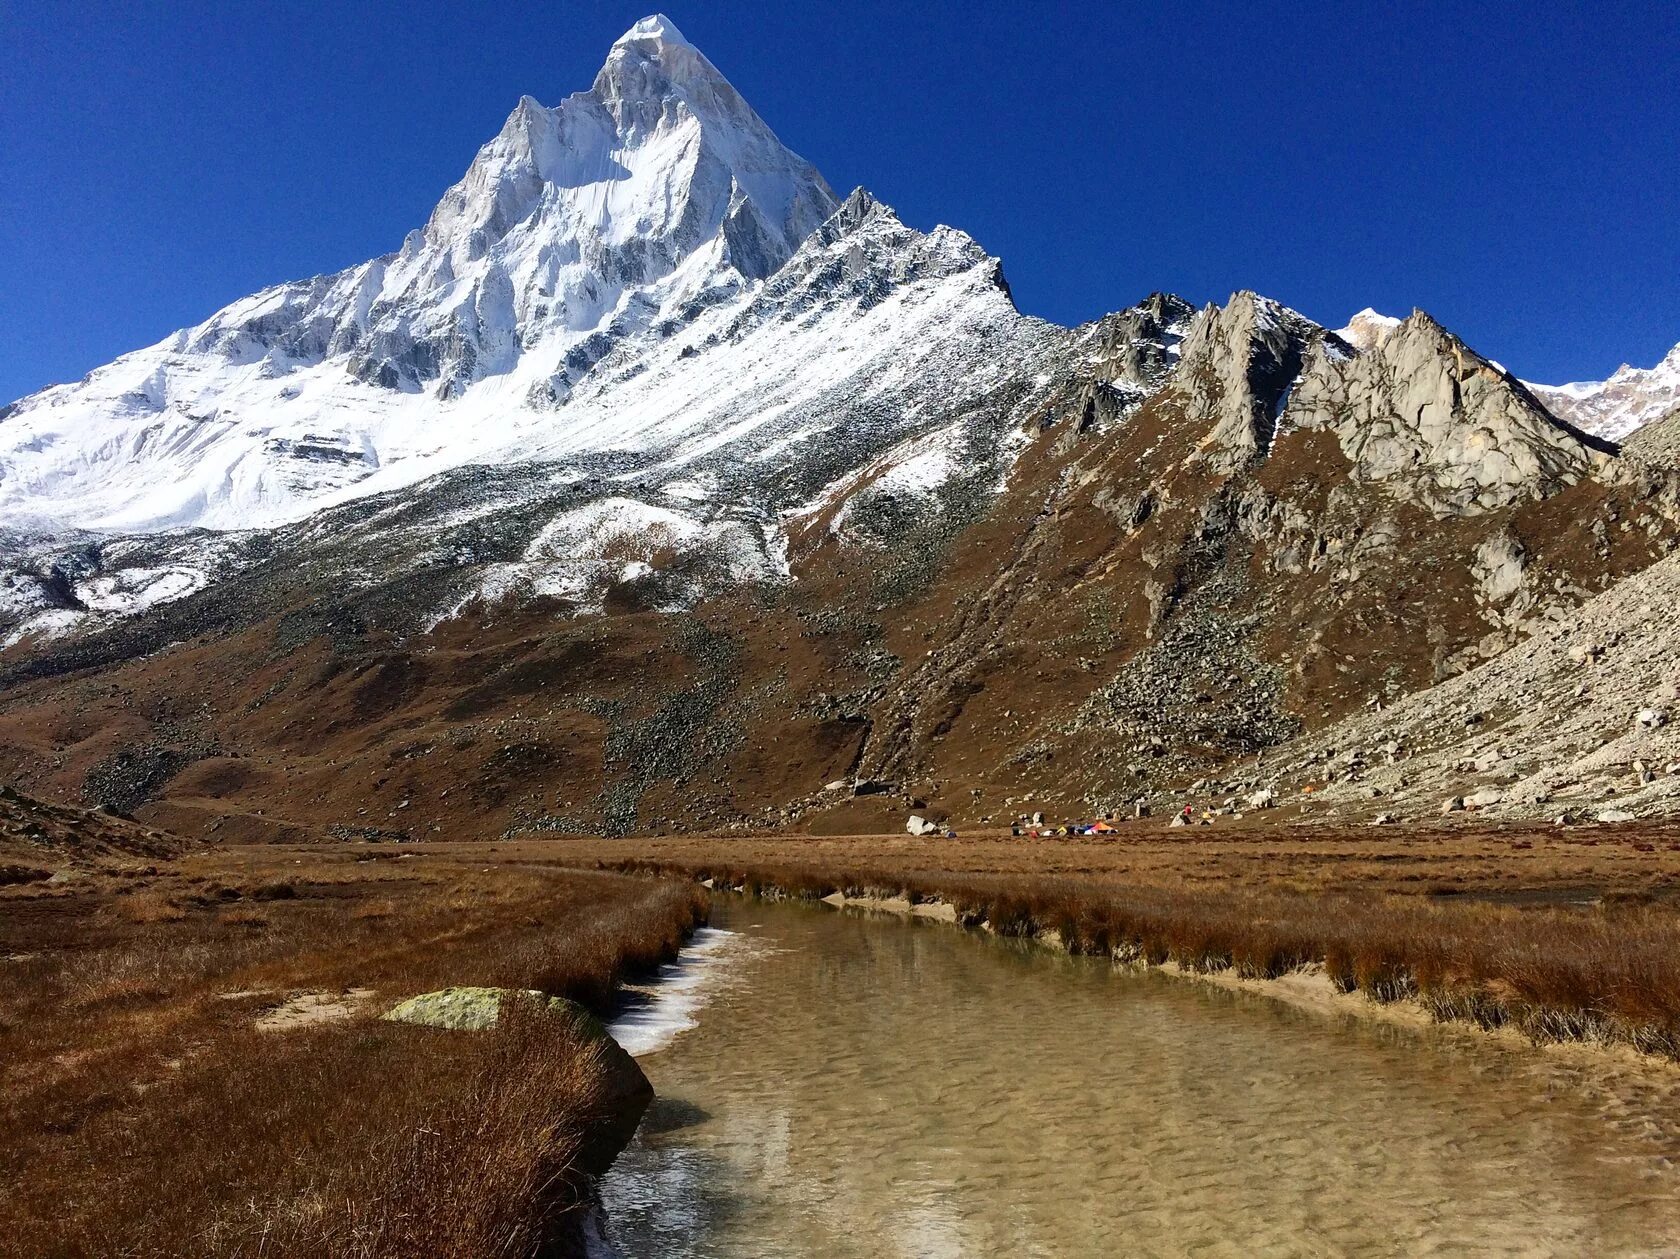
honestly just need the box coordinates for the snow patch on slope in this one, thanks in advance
[1334,308,1401,353]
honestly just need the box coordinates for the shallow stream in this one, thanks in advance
[604,898,1680,1257]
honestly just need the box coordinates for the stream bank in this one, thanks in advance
[600,894,1680,1257]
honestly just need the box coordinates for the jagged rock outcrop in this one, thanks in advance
[1285,312,1614,516]
[1055,293,1194,439]
[1168,293,1327,472]
[1059,293,1194,437]
[1077,292,1195,390]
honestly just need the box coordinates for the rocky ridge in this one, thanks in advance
[0,19,1676,836]
[1285,312,1613,516]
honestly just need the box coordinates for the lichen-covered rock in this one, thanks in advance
[385,985,552,1030]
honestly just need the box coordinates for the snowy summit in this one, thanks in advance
[0,15,850,533]
[0,16,1063,634]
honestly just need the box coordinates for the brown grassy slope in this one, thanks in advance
[0,391,1674,846]
[0,591,881,843]
[0,782,184,885]
[0,847,707,1257]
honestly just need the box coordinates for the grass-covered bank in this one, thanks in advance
[0,847,707,1257]
[602,855,1680,1062]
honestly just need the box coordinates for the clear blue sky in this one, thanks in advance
[3,0,1677,403]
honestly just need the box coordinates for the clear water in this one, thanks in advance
[602,898,1680,1258]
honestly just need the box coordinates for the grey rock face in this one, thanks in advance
[1054,293,1196,441]
[1285,312,1614,516]
[1080,292,1195,390]
[1168,292,1328,472]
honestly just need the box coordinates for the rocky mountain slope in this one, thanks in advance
[0,16,1677,839]
[1274,544,1680,824]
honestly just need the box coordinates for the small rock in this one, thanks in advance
[1465,788,1503,809]
[1637,708,1669,730]
[1596,808,1637,823]
[1441,796,1465,814]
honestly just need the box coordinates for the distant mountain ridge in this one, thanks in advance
[1530,342,1680,443]
[0,16,1678,839]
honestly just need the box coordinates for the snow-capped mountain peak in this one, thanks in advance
[0,16,843,535]
[1530,339,1680,442]
[1334,307,1401,353]
[612,12,692,49]
[595,13,726,116]
[404,12,837,342]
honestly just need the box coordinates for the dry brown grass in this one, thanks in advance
[508,819,1680,902]
[587,845,1680,1061]
[218,905,272,929]
[0,847,708,1257]
[122,889,188,923]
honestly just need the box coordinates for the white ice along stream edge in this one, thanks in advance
[607,925,746,1057]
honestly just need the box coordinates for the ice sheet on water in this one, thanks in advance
[607,926,752,1057]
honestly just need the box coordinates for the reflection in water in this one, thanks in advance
[602,900,1680,1258]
